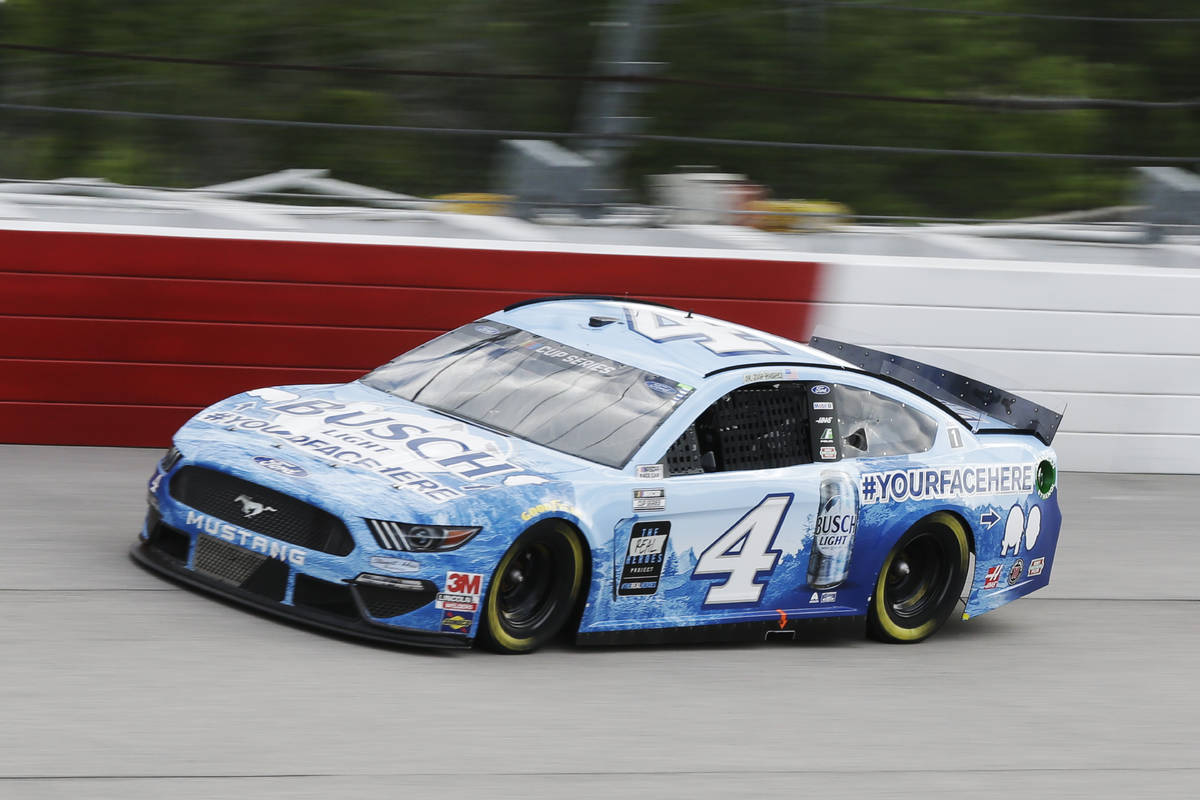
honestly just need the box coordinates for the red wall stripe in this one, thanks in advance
[0,228,822,447]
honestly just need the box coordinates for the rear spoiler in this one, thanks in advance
[808,336,1062,446]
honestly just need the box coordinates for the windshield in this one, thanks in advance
[361,321,695,468]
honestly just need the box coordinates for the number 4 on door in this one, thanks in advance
[693,494,792,605]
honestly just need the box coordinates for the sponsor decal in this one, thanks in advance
[819,446,838,460]
[947,428,964,449]
[810,384,831,395]
[520,499,577,521]
[184,510,306,566]
[436,571,483,612]
[440,611,475,633]
[820,427,834,442]
[367,556,420,574]
[1008,559,1025,586]
[1029,556,1045,577]
[474,324,500,335]
[983,564,1003,590]
[644,379,678,396]
[233,494,276,519]
[809,592,820,604]
[812,401,834,411]
[201,398,548,502]
[815,416,833,425]
[633,488,666,512]
[148,471,163,494]
[252,456,308,477]
[820,591,837,603]
[618,521,672,597]
[859,463,1036,506]
[526,343,616,375]
[636,464,665,481]
[1001,503,1042,556]
[743,368,801,384]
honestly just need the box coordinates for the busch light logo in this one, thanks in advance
[252,456,307,477]
[807,471,859,590]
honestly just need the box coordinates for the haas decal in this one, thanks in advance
[1001,504,1041,556]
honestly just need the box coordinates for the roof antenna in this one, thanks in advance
[686,310,693,318]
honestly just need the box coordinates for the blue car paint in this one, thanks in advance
[141,298,1061,644]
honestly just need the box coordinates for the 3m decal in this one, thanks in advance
[1029,556,1045,577]
[636,464,665,480]
[437,571,483,612]
[1001,504,1042,556]
[983,564,1003,590]
[633,488,666,512]
[860,463,1036,506]
[624,307,785,356]
[693,494,791,605]
[618,521,672,597]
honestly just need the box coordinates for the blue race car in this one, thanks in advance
[134,296,1062,653]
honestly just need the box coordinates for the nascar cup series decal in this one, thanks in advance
[200,391,548,502]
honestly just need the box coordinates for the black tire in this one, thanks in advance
[867,512,969,644]
[477,521,586,654]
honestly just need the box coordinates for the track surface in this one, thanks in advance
[2,445,1197,799]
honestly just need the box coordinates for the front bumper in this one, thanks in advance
[132,514,471,650]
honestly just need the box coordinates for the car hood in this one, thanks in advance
[172,381,593,523]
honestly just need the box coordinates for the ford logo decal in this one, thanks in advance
[252,456,307,477]
[810,384,832,395]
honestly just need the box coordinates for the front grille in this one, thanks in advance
[170,466,354,556]
[193,534,288,601]
[356,579,437,619]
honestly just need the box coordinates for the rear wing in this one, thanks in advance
[808,336,1062,446]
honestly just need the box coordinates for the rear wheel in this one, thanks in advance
[477,522,586,654]
[867,512,969,644]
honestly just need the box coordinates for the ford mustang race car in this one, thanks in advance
[134,296,1062,653]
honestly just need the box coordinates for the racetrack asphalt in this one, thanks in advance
[1,445,1196,799]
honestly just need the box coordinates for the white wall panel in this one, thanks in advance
[814,256,1200,473]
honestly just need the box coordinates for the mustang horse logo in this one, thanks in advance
[234,494,277,518]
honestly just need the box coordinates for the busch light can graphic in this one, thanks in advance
[806,471,859,590]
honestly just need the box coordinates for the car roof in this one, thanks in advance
[490,296,851,385]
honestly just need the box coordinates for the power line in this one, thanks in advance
[0,42,1194,111]
[2,101,1194,164]
[824,3,1200,23]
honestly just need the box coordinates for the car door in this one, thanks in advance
[603,378,863,635]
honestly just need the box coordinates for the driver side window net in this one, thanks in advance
[835,384,936,458]
[663,383,811,475]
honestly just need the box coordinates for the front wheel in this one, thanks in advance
[867,512,969,644]
[477,522,586,654]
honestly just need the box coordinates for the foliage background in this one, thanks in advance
[0,0,1196,218]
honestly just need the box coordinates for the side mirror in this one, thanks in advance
[843,427,868,452]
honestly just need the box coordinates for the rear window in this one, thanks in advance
[835,384,937,458]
